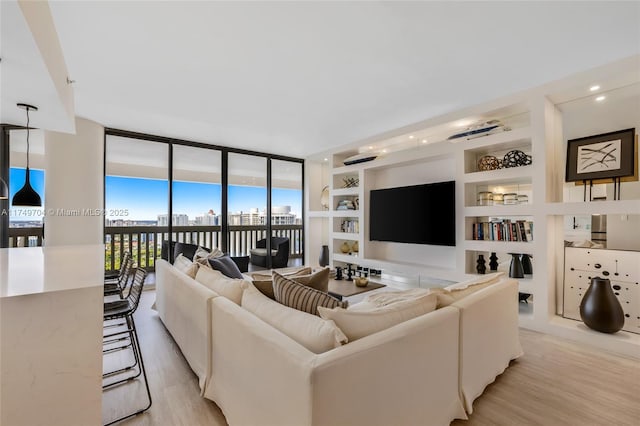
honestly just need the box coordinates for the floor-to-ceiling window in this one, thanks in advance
[103,129,304,271]
[271,159,303,262]
[172,145,222,248]
[105,135,169,272]
[228,153,268,257]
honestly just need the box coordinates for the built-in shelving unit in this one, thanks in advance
[305,55,640,357]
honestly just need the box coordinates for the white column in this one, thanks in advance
[44,117,104,246]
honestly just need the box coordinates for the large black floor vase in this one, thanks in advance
[579,277,624,334]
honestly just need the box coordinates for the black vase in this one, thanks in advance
[509,253,524,278]
[319,245,329,267]
[521,254,533,275]
[580,277,624,334]
[489,252,499,271]
[476,254,486,274]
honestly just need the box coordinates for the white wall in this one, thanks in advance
[44,117,104,245]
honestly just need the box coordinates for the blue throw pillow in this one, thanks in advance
[208,256,243,279]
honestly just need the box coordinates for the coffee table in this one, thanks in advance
[328,278,385,300]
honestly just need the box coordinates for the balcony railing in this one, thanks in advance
[8,224,303,273]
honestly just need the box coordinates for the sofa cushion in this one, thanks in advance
[273,271,347,316]
[195,266,245,305]
[251,267,327,299]
[436,272,506,304]
[208,256,244,279]
[174,242,204,262]
[241,282,347,353]
[174,254,199,279]
[318,292,437,341]
[193,246,224,268]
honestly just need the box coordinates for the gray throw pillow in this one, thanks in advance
[273,271,347,316]
[208,256,244,279]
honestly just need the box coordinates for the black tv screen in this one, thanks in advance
[369,181,456,246]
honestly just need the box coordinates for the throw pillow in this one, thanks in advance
[293,267,330,293]
[241,282,347,353]
[272,271,347,316]
[195,266,245,305]
[318,292,437,341]
[249,266,312,282]
[173,254,199,279]
[173,242,203,261]
[193,246,224,268]
[250,267,315,300]
[208,255,244,279]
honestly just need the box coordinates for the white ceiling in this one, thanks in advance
[9,1,640,157]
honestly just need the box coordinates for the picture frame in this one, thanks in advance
[565,128,636,182]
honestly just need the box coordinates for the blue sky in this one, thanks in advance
[106,176,301,221]
[8,170,301,222]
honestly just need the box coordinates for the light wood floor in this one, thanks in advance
[104,291,640,426]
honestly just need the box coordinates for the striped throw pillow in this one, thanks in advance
[273,271,347,315]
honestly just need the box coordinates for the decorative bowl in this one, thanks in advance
[354,277,369,287]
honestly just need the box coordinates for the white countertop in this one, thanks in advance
[0,245,105,298]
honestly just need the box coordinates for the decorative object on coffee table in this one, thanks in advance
[489,252,499,271]
[354,276,369,287]
[476,254,486,274]
[319,245,329,267]
[580,277,624,333]
[521,254,533,274]
[508,253,524,278]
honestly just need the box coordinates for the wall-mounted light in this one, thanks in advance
[12,103,42,207]
[589,85,600,92]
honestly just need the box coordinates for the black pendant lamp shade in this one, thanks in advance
[12,103,42,207]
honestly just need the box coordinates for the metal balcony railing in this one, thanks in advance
[8,224,303,273]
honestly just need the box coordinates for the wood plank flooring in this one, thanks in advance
[104,291,640,426]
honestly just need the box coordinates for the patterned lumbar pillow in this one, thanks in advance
[273,271,347,315]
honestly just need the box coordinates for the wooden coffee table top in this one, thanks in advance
[328,278,385,298]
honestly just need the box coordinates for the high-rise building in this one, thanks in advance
[228,206,296,225]
[157,214,189,226]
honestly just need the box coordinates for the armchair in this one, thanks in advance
[250,237,290,268]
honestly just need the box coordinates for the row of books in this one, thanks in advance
[340,219,359,233]
[472,220,533,242]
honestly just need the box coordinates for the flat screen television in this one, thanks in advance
[369,181,455,246]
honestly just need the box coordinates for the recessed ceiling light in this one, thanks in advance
[323,158,328,162]
[590,85,600,92]
[381,149,388,153]
[455,119,473,128]
[595,95,606,102]
[409,135,415,139]
[421,139,428,144]
[368,146,373,150]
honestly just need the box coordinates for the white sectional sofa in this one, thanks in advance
[154,259,522,425]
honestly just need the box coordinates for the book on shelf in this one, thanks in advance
[472,219,533,242]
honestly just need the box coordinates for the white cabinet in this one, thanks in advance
[563,247,640,334]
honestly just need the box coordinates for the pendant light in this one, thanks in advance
[12,103,42,207]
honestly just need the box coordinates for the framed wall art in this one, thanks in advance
[565,128,636,182]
